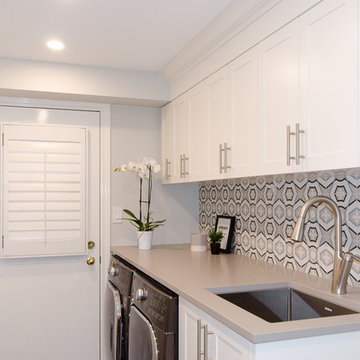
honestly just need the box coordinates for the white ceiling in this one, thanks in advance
[0,0,233,72]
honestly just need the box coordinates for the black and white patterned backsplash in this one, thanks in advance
[199,168,360,286]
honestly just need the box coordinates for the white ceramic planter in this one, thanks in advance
[137,231,153,250]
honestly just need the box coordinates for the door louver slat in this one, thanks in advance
[2,125,87,258]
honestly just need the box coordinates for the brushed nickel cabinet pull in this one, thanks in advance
[183,154,189,176]
[179,154,183,178]
[219,143,223,174]
[295,123,305,165]
[286,125,296,166]
[165,158,171,178]
[196,320,213,360]
[224,142,231,173]
[196,319,202,360]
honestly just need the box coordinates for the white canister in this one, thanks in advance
[191,233,207,252]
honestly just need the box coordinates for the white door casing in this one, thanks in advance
[0,100,110,360]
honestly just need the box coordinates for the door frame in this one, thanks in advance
[0,96,111,360]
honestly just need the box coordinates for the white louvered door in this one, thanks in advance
[0,106,100,360]
[3,125,87,257]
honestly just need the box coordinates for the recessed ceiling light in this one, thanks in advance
[46,40,65,51]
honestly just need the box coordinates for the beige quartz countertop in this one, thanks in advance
[111,244,360,343]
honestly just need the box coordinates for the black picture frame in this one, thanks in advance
[215,215,235,253]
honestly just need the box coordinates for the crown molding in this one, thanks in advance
[160,0,323,100]
[160,0,271,86]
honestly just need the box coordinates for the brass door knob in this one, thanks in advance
[88,241,95,249]
[86,256,95,266]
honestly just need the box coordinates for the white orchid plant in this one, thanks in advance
[114,157,165,232]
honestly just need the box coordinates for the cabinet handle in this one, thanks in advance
[197,319,213,360]
[183,154,189,176]
[286,125,296,166]
[219,143,231,174]
[180,154,183,178]
[165,158,171,179]
[295,123,305,165]
[197,319,202,360]
[219,144,223,174]
[224,142,231,173]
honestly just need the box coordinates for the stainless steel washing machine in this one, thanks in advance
[106,255,134,360]
[128,272,178,360]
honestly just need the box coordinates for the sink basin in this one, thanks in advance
[213,287,357,323]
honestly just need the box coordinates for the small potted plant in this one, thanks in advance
[208,228,223,255]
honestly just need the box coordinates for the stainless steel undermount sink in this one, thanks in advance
[211,286,357,323]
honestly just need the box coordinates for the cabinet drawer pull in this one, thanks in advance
[286,125,296,165]
[295,123,305,165]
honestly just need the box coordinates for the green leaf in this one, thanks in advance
[123,209,139,221]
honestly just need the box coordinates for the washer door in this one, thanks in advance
[105,281,123,360]
[128,305,158,360]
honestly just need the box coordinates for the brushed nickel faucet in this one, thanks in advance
[291,196,360,295]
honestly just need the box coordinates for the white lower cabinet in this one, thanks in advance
[179,298,253,360]
[179,297,360,360]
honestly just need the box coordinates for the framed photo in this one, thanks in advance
[215,215,235,253]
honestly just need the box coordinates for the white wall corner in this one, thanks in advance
[0,57,171,106]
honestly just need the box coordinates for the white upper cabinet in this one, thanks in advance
[161,0,359,183]
[258,21,300,175]
[299,0,358,171]
[161,103,174,183]
[173,95,190,182]
[229,48,259,178]
[205,68,232,180]
[188,83,208,182]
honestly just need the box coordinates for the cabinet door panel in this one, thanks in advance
[229,48,258,178]
[161,104,174,183]
[206,69,231,179]
[299,0,358,171]
[258,21,299,175]
[173,96,190,181]
[189,85,208,182]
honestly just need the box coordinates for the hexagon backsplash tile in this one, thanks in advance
[199,168,360,286]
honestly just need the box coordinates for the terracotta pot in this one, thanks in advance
[210,242,221,255]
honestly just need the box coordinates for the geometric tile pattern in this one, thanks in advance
[199,168,360,286]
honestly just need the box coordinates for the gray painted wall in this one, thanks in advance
[111,105,198,246]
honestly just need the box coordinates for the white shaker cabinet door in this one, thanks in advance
[258,21,300,176]
[229,48,259,178]
[206,68,232,180]
[188,83,208,182]
[299,0,358,171]
[173,94,190,182]
[161,103,175,183]
[179,297,211,360]
[179,297,252,360]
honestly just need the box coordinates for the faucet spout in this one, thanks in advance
[291,196,346,294]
